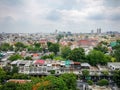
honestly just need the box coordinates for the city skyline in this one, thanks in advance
[0,0,120,33]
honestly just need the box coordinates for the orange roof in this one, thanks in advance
[7,79,31,84]
[32,53,39,57]
[73,62,80,65]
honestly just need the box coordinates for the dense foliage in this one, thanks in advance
[8,54,23,61]
[61,46,71,59]
[113,70,120,87]
[0,73,77,90]
[86,50,110,66]
[67,48,85,62]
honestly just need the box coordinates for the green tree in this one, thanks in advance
[60,73,77,90]
[114,48,120,62]
[39,75,68,90]
[86,50,110,66]
[12,73,29,79]
[1,82,19,90]
[10,65,18,75]
[61,46,71,59]
[0,43,10,51]
[24,56,32,60]
[94,45,108,53]
[47,42,52,48]
[67,48,85,62]
[82,69,90,81]
[113,70,120,87]
[102,70,109,76]
[15,42,25,48]
[82,69,89,77]
[0,68,6,83]
[8,54,23,61]
[56,34,63,42]
[87,80,93,85]
[48,43,59,55]
[97,79,108,86]
[34,42,41,48]
[41,53,55,60]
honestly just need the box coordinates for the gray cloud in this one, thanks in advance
[0,0,120,33]
[46,10,61,21]
[109,14,120,21]
[103,0,120,7]
[0,0,23,7]
[87,13,105,20]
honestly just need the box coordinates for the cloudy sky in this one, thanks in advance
[0,0,120,33]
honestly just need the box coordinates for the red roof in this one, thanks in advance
[35,60,45,64]
[78,40,93,46]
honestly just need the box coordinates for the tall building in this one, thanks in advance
[97,28,101,34]
[91,30,94,34]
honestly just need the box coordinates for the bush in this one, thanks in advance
[87,80,93,85]
[97,79,108,86]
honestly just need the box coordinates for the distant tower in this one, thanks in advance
[97,28,101,34]
[55,29,58,35]
[91,30,94,34]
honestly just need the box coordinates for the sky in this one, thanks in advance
[0,0,120,33]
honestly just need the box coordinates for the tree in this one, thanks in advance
[41,53,55,60]
[113,48,120,62]
[97,79,108,86]
[60,73,77,90]
[12,73,29,79]
[87,80,93,85]
[8,54,23,61]
[56,34,63,42]
[0,68,6,83]
[34,42,41,48]
[61,46,71,59]
[101,70,109,76]
[0,43,10,51]
[113,70,120,87]
[24,56,32,60]
[94,45,108,53]
[82,69,89,77]
[39,75,68,90]
[48,43,59,55]
[10,65,18,75]
[47,42,52,48]
[67,48,85,62]
[82,69,90,81]
[1,82,19,90]
[86,50,110,66]
[15,42,25,48]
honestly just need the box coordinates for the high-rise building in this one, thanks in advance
[97,28,101,34]
[91,30,94,34]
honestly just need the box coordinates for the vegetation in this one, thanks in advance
[0,43,13,51]
[86,50,110,66]
[8,54,23,61]
[0,73,77,90]
[24,56,32,60]
[97,79,109,86]
[60,73,77,90]
[41,53,55,60]
[67,48,85,62]
[87,80,93,85]
[101,70,109,76]
[48,43,59,55]
[0,68,6,83]
[113,70,120,87]
[61,46,71,59]
[94,45,108,54]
